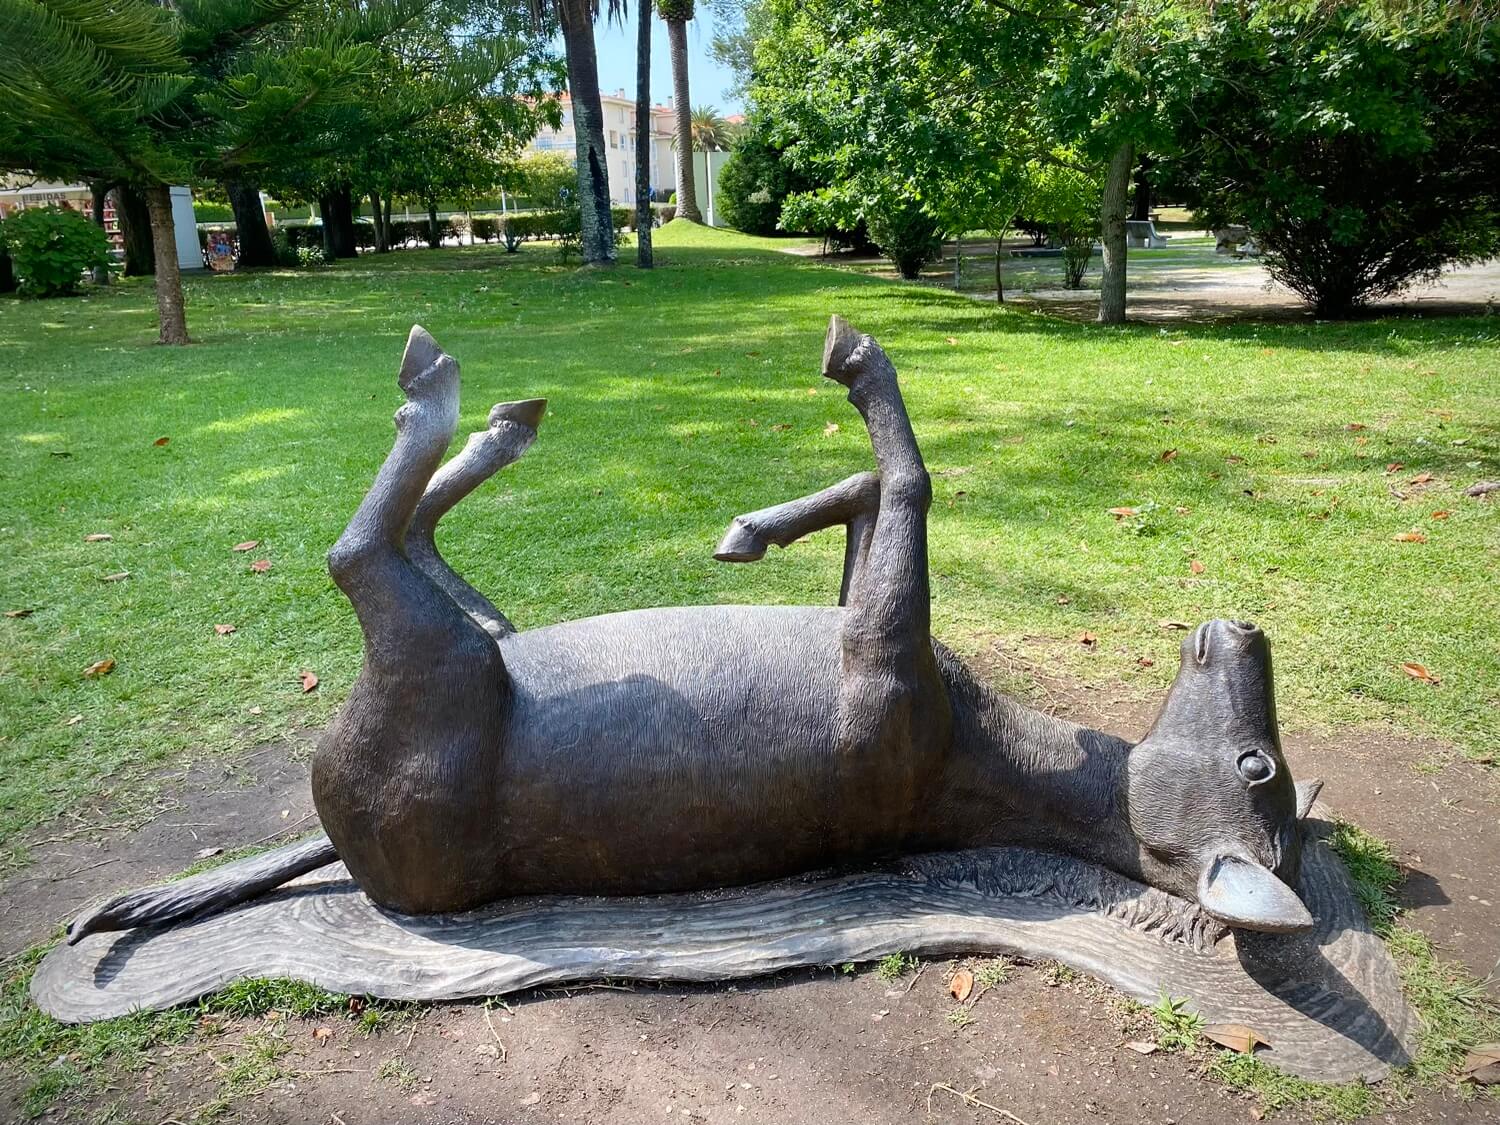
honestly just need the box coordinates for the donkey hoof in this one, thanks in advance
[713,518,768,563]
[397,326,457,398]
[489,398,547,430]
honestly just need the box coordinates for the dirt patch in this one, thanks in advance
[0,738,318,959]
[2,679,1497,1124]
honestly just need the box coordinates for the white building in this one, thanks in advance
[524,91,678,206]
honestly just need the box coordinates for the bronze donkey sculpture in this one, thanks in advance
[69,317,1323,945]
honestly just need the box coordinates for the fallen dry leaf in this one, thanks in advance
[823,421,840,436]
[949,969,974,1002]
[1137,655,1155,668]
[1189,559,1206,575]
[945,336,958,346]
[1056,595,1071,605]
[770,423,792,432]
[1431,509,1451,520]
[5,608,36,618]
[99,571,130,583]
[214,624,237,636]
[313,1026,333,1042]
[194,846,223,860]
[249,559,272,573]
[83,658,115,678]
[1392,530,1427,543]
[232,540,259,552]
[1385,462,1404,474]
[1401,662,1440,685]
[1460,1043,1500,1085]
[1409,471,1434,485]
[153,436,170,447]
[299,670,319,693]
[1078,631,1098,648]
[1202,1023,1267,1054]
[65,714,83,726]
[83,533,112,543]
[1160,448,1178,462]
[1124,1040,1159,1055]
[1345,422,1366,431]
[1107,506,1139,520]
[1160,620,1192,631]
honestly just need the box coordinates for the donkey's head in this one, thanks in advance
[1126,619,1322,933]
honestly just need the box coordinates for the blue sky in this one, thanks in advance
[558,14,744,115]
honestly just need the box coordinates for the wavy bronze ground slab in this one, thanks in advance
[32,823,1414,1084]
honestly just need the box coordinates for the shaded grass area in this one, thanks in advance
[3,223,1497,867]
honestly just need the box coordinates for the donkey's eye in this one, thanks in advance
[1237,751,1274,785]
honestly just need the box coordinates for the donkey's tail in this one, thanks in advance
[66,833,338,945]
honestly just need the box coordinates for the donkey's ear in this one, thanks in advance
[1295,778,1324,820]
[1196,855,1313,933]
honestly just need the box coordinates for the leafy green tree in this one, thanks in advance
[1160,1,1500,317]
[1029,156,1101,289]
[660,0,703,221]
[511,152,577,207]
[0,0,465,341]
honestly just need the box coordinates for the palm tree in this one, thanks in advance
[634,0,653,266]
[531,1,623,264]
[690,105,732,151]
[658,0,703,222]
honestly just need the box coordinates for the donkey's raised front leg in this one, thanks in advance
[820,316,950,775]
[407,398,546,640]
[713,471,880,605]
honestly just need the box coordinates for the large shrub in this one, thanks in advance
[865,201,943,280]
[1030,160,1101,289]
[716,119,810,236]
[0,206,111,297]
[1161,2,1500,317]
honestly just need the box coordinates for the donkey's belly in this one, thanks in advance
[492,604,922,894]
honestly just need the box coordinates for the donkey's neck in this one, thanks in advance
[933,671,1144,879]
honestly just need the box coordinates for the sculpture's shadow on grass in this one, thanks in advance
[55,821,1414,1084]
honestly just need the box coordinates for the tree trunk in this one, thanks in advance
[1097,139,1134,325]
[1131,159,1152,223]
[225,180,276,267]
[317,194,336,259]
[426,199,442,248]
[89,181,111,284]
[995,234,1006,303]
[117,186,155,276]
[635,0,654,268]
[143,183,189,345]
[324,185,357,258]
[559,0,616,264]
[0,243,15,294]
[667,18,702,223]
[383,196,393,244]
[370,191,389,253]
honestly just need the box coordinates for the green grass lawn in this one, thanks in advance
[1,221,1496,864]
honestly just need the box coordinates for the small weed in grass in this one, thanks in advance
[1207,1052,1379,1121]
[1328,821,1401,936]
[974,957,1014,990]
[876,953,919,982]
[201,977,349,1020]
[1041,961,1081,987]
[945,1006,975,1028]
[376,1054,419,1090]
[1150,993,1203,1051]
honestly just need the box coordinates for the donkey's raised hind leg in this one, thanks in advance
[407,398,547,639]
[820,316,950,778]
[714,471,880,605]
[325,326,494,667]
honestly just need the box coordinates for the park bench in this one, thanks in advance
[1125,219,1171,249]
